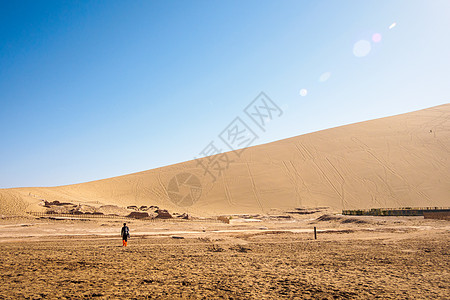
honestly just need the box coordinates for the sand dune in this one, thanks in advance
[1,104,449,216]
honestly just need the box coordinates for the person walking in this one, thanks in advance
[121,223,130,246]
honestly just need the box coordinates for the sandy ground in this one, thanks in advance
[0,215,448,299]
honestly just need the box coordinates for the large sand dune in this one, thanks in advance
[1,104,449,216]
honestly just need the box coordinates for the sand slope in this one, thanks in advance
[1,104,449,216]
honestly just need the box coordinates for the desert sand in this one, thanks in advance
[0,104,449,217]
[0,213,448,299]
[0,104,449,299]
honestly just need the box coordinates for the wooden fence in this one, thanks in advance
[342,207,450,216]
[423,211,450,220]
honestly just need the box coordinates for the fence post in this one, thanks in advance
[314,227,317,240]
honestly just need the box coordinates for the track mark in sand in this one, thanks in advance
[281,161,303,207]
[246,163,264,213]
[436,140,450,154]
[289,161,312,196]
[371,194,383,208]
[352,137,438,206]
[158,172,172,204]
[294,144,307,161]
[296,142,344,203]
[326,158,345,183]
[141,184,164,201]
[399,145,424,161]
[416,111,447,132]
[352,137,409,182]
[310,157,346,208]
[134,178,142,203]
[222,176,236,207]
[325,158,347,208]
[375,174,403,208]
[434,113,450,128]
[353,137,407,198]
[289,161,303,183]
[264,151,272,164]
[362,178,384,207]
[417,191,433,207]
[298,142,314,160]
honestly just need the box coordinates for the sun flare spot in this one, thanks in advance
[319,72,331,82]
[372,33,382,43]
[353,40,371,57]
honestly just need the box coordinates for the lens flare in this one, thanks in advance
[319,72,331,82]
[372,33,382,43]
[389,22,397,30]
[299,89,308,97]
[353,40,371,57]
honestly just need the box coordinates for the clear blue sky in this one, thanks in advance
[1,0,449,188]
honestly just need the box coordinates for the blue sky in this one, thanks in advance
[1,0,449,188]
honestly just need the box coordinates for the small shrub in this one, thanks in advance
[208,244,224,252]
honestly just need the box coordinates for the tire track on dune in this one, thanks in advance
[400,144,447,176]
[434,113,450,128]
[375,174,403,207]
[281,161,302,207]
[355,175,384,207]
[352,137,428,206]
[125,174,160,202]
[407,111,449,147]
[352,138,432,205]
[417,191,433,207]
[294,144,307,161]
[126,173,156,201]
[153,171,175,206]
[245,163,264,213]
[413,132,448,168]
[289,161,305,185]
[299,142,344,200]
[297,142,348,207]
[133,178,141,204]
[298,142,314,160]
[436,140,450,154]
[135,177,156,205]
[289,161,313,199]
[325,158,347,208]
[352,137,403,179]
[222,176,236,207]
[310,158,344,207]
[158,172,169,198]
[416,111,446,132]
[354,137,440,206]
[410,136,449,185]
[399,145,425,161]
